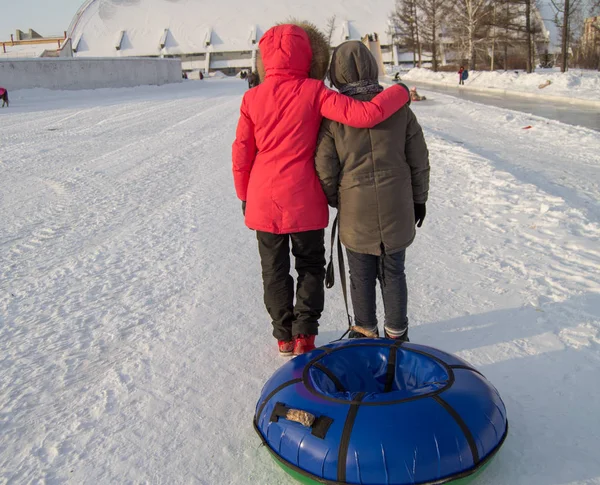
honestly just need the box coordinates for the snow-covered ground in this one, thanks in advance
[1,79,599,484]
[400,67,600,103]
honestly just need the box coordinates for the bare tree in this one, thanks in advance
[595,21,600,70]
[487,0,520,70]
[413,0,423,66]
[551,0,585,71]
[490,0,547,72]
[325,15,337,48]
[490,1,499,70]
[525,0,534,72]
[391,0,423,67]
[490,0,524,70]
[416,0,453,71]
[516,0,543,72]
[451,0,494,70]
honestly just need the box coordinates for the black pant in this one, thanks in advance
[346,249,408,338]
[257,230,325,341]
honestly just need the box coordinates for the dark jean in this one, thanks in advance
[346,248,408,338]
[257,230,326,341]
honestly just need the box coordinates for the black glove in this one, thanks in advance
[414,203,426,227]
[242,201,246,216]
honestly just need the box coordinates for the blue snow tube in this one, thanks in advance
[254,340,508,485]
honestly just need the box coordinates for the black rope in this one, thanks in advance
[379,243,386,287]
[326,214,353,341]
[330,327,351,342]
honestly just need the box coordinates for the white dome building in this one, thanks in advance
[67,0,399,74]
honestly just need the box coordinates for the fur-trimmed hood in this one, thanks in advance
[257,21,330,83]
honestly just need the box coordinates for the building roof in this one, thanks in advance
[0,35,68,59]
[67,0,397,57]
[0,43,50,59]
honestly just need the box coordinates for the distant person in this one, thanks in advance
[458,66,467,85]
[409,86,426,101]
[240,70,247,80]
[0,86,8,108]
[232,24,410,356]
[182,71,188,79]
[199,71,204,80]
[247,71,259,89]
[315,41,430,342]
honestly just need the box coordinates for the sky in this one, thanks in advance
[0,0,84,41]
[1,0,597,45]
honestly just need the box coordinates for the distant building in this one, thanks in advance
[1,30,72,59]
[66,0,404,74]
[582,16,600,49]
[15,29,44,41]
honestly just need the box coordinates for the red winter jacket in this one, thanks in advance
[232,25,409,234]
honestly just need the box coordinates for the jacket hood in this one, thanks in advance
[257,21,330,83]
[329,41,379,90]
[258,24,312,79]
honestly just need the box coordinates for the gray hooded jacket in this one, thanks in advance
[315,41,430,256]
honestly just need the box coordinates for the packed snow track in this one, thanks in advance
[1,80,599,484]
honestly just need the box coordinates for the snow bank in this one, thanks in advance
[0,57,182,91]
[208,70,228,79]
[400,67,600,104]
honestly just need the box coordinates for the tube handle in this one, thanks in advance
[270,402,334,439]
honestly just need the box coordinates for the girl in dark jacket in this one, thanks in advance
[315,41,430,341]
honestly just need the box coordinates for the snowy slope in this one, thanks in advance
[399,67,600,103]
[1,80,600,484]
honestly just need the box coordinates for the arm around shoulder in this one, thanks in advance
[318,84,409,129]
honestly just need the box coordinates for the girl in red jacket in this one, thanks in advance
[232,23,409,356]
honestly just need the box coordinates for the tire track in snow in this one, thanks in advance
[423,132,600,304]
[418,94,600,223]
[1,86,243,482]
[3,81,598,484]
[1,95,237,286]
